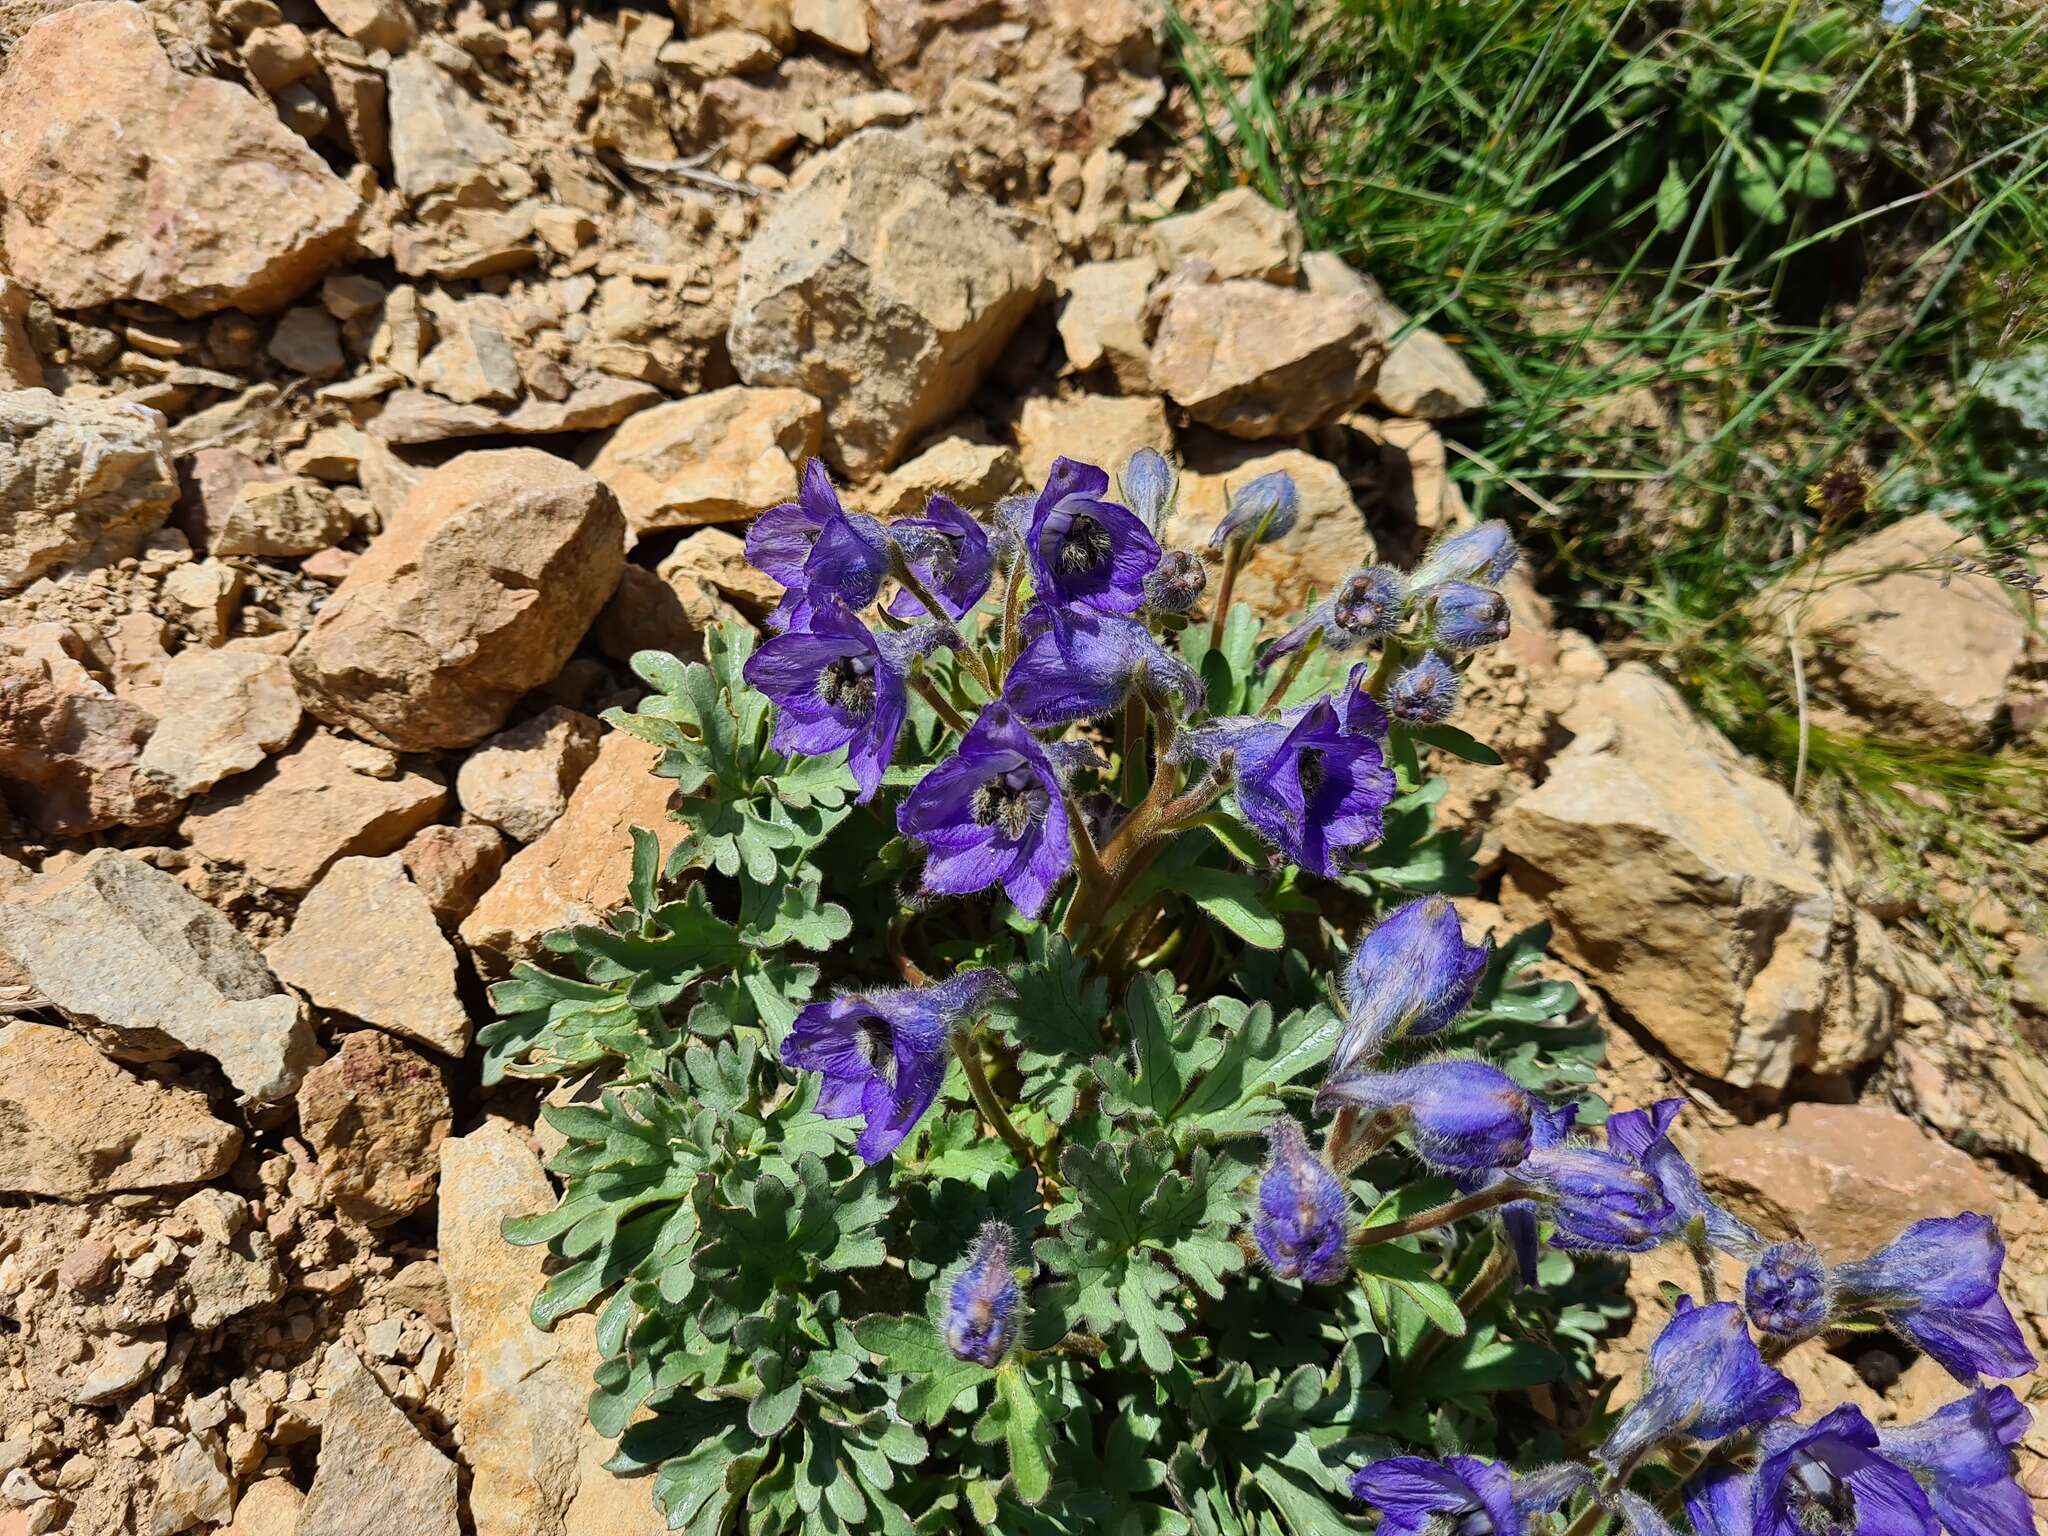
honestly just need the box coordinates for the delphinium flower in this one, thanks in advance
[944,1222,1024,1367]
[1004,606,1206,730]
[1326,895,1493,1085]
[1605,1098,1766,1258]
[1144,548,1208,614]
[1251,1117,1353,1283]
[1879,1386,2033,1536]
[743,598,930,801]
[1261,566,1409,670]
[885,494,994,621]
[1350,1455,1589,1536]
[1419,580,1512,652]
[1745,1242,1833,1344]
[1516,1137,1681,1254]
[1207,470,1300,550]
[1027,456,1161,616]
[1387,651,1462,723]
[1119,447,1177,532]
[1316,1057,1535,1173]
[745,459,893,630]
[1830,1213,2035,1383]
[1687,1407,1941,1536]
[1597,1299,1800,1474]
[897,703,1073,917]
[783,969,1013,1164]
[1409,521,1520,590]
[1495,1101,1580,1284]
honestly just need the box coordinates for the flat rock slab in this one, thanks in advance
[137,647,302,799]
[584,385,823,532]
[1151,279,1385,439]
[299,1343,460,1536]
[1,388,176,593]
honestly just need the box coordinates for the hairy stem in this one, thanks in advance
[953,1033,1044,1185]
[1207,540,1247,653]
[1352,1185,1532,1248]
[1409,1238,1518,1371]
[892,551,995,694]
[997,557,1029,680]
[909,665,974,736]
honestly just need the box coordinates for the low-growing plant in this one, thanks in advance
[487,452,2036,1535]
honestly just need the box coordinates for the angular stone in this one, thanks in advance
[0,849,317,1102]
[369,378,660,444]
[0,276,40,389]
[729,127,1044,475]
[211,478,352,558]
[792,0,866,53]
[690,0,794,48]
[1014,392,1170,491]
[162,559,246,646]
[296,1029,451,1225]
[401,823,507,928]
[182,730,448,895]
[1304,252,1489,419]
[0,1022,241,1200]
[266,305,344,378]
[1150,187,1301,282]
[137,647,302,798]
[417,293,523,405]
[0,1,361,316]
[290,449,626,752]
[865,434,1021,517]
[656,529,782,617]
[584,386,823,532]
[311,0,415,53]
[460,731,680,973]
[660,27,779,76]
[592,564,748,668]
[298,1344,459,1536]
[267,855,469,1056]
[1163,446,1376,621]
[1,389,176,592]
[222,1478,302,1536]
[1055,257,1156,392]
[456,707,603,844]
[385,52,526,210]
[1151,279,1384,439]
[148,1432,233,1536]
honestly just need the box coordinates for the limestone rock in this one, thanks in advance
[1056,258,1156,392]
[221,1479,303,1536]
[865,434,1021,517]
[1163,446,1376,622]
[401,823,507,927]
[311,0,415,53]
[0,850,317,1102]
[182,730,448,895]
[1014,392,1171,491]
[386,52,527,210]
[0,276,40,388]
[1700,1102,2000,1261]
[0,1,361,315]
[267,855,469,1055]
[369,378,660,444]
[2,389,175,592]
[690,0,794,48]
[460,730,680,973]
[1304,253,1489,419]
[290,449,626,752]
[456,707,603,844]
[585,387,822,533]
[593,564,749,667]
[267,305,344,378]
[1151,279,1384,439]
[729,128,1045,475]
[296,1029,451,1225]
[137,648,302,798]
[1150,188,1301,282]
[211,478,351,559]
[0,1022,241,1200]
[656,529,783,617]
[148,1433,233,1536]
[661,27,780,76]
[162,559,247,646]
[299,1344,459,1536]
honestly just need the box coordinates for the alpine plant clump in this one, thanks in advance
[485,449,2037,1535]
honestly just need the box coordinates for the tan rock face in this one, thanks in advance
[221,1478,303,1536]
[0,849,318,1102]
[460,730,680,973]
[1303,254,1489,419]
[1,390,177,592]
[401,822,508,928]
[0,1,361,316]
[656,528,783,618]
[267,855,470,1056]
[296,1029,451,1225]
[182,730,448,895]
[1056,258,1156,392]
[211,478,352,559]
[729,128,1045,475]
[136,648,302,799]
[369,377,660,445]
[584,386,823,532]
[0,1022,242,1200]
[298,1344,460,1536]
[1150,280,1384,439]
[864,435,1022,518]
[1700,1102,2000,1261]
[385,52,526,210]
[290,449,626,752]
[593,563,748,668]
[1150,187,1301,282]
[456,707,603,844]
[1014,393,1171,492]
[1164,446,1376,622]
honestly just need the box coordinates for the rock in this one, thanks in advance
[311,0,414,53]
[1304,253,1489,419]
[184,447,286,552]
[1783,514,2031,746]
[865,434,1021,517]
[369,377,661,444]
[0,1,360,315]
[267,306,344,378]
[1151,279,1384,439]
[1149,187,1301,282]
[593,564,747,667]
[792,0,866,53]
[385,53,527,210]
[729,128,1045,475]
[0,850,317,1101]
[298,1344,459,1536]
[401,823,507,927]
[460,730,680,973]
[0,277,40,388]
[585,387,823,533]
[76,1337,167,1404]
[288,425,368,484]
[1163,446,1376,621]
[656,529,782,617]
[690,0,794,49]
[0,623,183,837]
[162,559,246,646]
[1014,392,1171,490]
[1700,1102,2000,1261]
[0,1022,241,1199]
[296,1029,451,1225]
[290,449,626,752]
[1055,258,1155,392]
[148,1433,232,1536]
[267,856,469,1055]
[417,293,523,404]
[137,647,302,798]
[182,730,448,895]
[661,27,779,76]
[1499,666,1892,1089]
[221,1479,302,1536]
[1,389,176,592]
[456,707,603,844]
[211,478,352,558]
[2015,938,2048,1017]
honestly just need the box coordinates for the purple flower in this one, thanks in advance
[1411,522,1519,589]
[1028,456,1160,616]
[1498,1101,1581,1284]
[1005,606,1206,730]
[1599,1298,1800,1472]
[1342,661,1393,738]
[1833,1214,2035,1384]
[743,599,918,801]
[1516,1142,1680,1253]
[1606,1098,1764,1258]
[1746,1242,1833,1342]
[1203,698,1397,877]
[745,460,893,630]
[1316,1057,1533,1172]
[1252,1118,1352,1283]
[1420,581,1511,651]
[745,458,845,587]
[783,969,1012,1164]
[1350,1456,1519,1536]
[945,1222,1023,1367]
[1144,548,1207,614]
[1262,566,1409,670]
[886,495,994,621]
[1880,1387,2033,1536]
[1692,1406,1942,1536]
[1326,896,1493,1086]
[1120,447,1176,532]
[1387,651,1462,723]
[898,703,1073,917]
[1208,470,1300,549]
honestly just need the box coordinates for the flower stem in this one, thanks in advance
[909,664,974,736]
[997,557,1029,680]
[1206,540,1247,653]
[953,1033,1044,1185]
[1352,1185,1532,1248]
[892,551,995,694]
[1408,1237,1517,1370]
[1259,643,1312,714]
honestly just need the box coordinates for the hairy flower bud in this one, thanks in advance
[1317,1058,1533,1171]
[1144,547,1208,614]
[945,1222,1023,1367]
[1420,581,1511,652]
[1745,1241,1832,1342]
[1517,1145,1679,1252]
[1327,896,1492,1083]
[1409,521,1519,590]
[1252,1118,1352,1283]
[1208,470,1300,549]
[1598,1299,1799,1473]
[1387,651,1461,723]
[1120,447,1177,532]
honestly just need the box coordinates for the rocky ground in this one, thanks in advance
[0,1,2044,1533]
